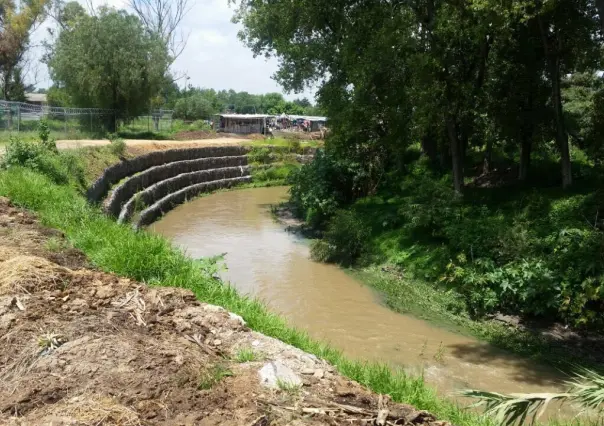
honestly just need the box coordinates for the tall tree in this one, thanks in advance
[47,6,169,120]
[0,0,50,100]
[128,0,191,60]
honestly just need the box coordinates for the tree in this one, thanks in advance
[0,0,50,100]
[128,0,191,61]
[47,7,169,121]
[173,95,214,120]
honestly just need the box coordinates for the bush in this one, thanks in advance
[247,147,272,164]
[108,137,126,156]
[38,120,58,153]
[310,209,370,265]
[1,137,84,186]
[288,149,355,227]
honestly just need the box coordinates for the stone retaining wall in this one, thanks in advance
[105,156,248,217]
[118,166,251,223]
[135,176,252,228]
[87,146,248,203]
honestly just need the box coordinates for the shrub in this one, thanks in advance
[247,147,272,164]
[310,209,370,265]
[108,137,126,156]
[1,137,83,186]
[38,119,57,153]
[288,150,355,227]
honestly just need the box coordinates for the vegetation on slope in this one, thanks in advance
[0,141,490,426]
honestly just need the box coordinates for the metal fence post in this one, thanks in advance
[16,104,20,133]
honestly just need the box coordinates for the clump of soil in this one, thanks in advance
[0,197,449,426]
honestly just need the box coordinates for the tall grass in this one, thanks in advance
[0,167,490,426]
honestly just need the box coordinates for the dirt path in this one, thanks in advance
[56,138,249,150]
[0,198,448,426]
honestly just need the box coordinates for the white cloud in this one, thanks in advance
[27,0,316,101]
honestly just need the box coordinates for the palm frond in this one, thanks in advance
[566,368,604,412]
[460,389,570,425]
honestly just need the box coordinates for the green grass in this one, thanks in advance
[355,267,604,374]
[0,167,494,426]
[198,364,233,390]
[234,347,260,363]
[245,137,322,149]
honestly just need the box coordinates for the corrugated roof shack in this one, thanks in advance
[214,114,273,134]
[289,115,328,132]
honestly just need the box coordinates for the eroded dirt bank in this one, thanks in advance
[0,198,448,426]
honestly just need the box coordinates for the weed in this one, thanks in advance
[234,347,258,363]
[198,364,233,390]
[433,342,446,363]
[38,331,66,352]
[45,236,66,252]
[276,378,302,394]
[108,137,126,156]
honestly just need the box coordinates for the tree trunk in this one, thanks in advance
[552,63,572,188]
[421,132,438,165]
[446,115,464,194]
[538,16,572,188]
[519,134,531,181]
[483,138,493,174]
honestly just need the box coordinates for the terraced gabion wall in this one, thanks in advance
[118,166,251,223]
[87,146,248,203]
[105,156,248,217]
[135,176,252,228]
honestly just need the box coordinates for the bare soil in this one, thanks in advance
[0,197,449,426]
[55,138,249,151]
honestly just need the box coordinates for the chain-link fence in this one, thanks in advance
[0,100,116,140]
[117,110,174,134]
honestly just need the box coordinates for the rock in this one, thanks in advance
[228,312,246,326]
[251,340,261,347]
[213,339,222,346]
[300,368,315,375]
[313,369,324,379]
[258,361,302,389]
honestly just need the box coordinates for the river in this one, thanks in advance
[151,186,566,398]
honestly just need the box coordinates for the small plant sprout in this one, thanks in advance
[45,237,65,252]
[277,378,302,395]
[197,364,233,390]
[38,331,66,352]
[234,347,257,363]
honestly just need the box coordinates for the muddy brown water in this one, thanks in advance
[151,186,568,399]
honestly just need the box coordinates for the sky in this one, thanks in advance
[27,0,315,101]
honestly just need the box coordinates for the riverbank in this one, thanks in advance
[271,201,604,374]
[0,163,488,425]
[0,196,452,425]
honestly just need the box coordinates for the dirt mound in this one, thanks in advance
[0,197,449,426]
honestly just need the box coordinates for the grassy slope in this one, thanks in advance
[0,167,492,426]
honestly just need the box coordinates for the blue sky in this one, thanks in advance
[27,0,316,101]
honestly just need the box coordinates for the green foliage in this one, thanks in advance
[38,119,57,153]
[47,6,169,119]
[1,137,73,185]
[173,95,214,120]
[288,150,354,227]
[463,368,604,426]
[234,348,258,363]
[0,167,494,426]
[310,209,370,265]
[198,364,233,390]
[247,146,272,164]
[108,137,126,156]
